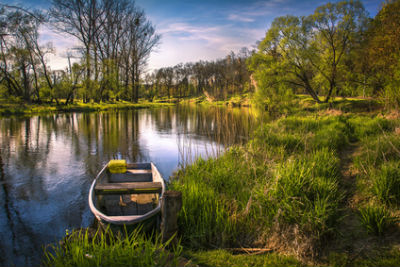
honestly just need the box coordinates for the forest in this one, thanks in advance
[0,0,399,110]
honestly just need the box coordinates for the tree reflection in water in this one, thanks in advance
[0,105,255,266]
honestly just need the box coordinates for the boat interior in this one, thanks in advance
[94,163,162,216]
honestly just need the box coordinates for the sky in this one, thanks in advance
[3,0,383,72]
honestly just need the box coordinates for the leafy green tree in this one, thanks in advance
[311,0,367,102]
[248,0,367,107]
[364,0,400,108]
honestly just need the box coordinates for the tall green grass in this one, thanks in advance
[170,149,260,248]
[348,116,394,139]
[354,134,400,171]
[372,161,400,204]
[350,116,400,237]
[170,114,351,256]
[43,227,182,267]
[262,149,342,255]
[358,205,398,236]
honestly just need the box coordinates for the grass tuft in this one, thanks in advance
[358,205,398,236]
[371,161,400,204]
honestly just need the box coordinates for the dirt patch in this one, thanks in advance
[318,109,343,116]
[384,110,400,120]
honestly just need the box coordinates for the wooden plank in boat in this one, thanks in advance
[127,163,151,169]
[127,169,152,174]
[95,182,162,195]
[108,172,153,183]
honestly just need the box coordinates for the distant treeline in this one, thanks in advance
[1,0,399,108]
[144,48,253,101]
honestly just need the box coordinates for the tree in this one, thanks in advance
[49,0,159,103]
[365,0,400,108]
[0,6,49,103]
[311,0,367,102]
[248,15,322,105]
[248,0,367,106]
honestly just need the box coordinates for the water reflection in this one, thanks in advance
[0,104,255,266]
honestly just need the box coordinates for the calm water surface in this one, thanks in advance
[0,105,255,266]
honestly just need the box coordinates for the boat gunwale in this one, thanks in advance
[88,162,165,225]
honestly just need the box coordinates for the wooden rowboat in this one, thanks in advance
[88,162,165,226]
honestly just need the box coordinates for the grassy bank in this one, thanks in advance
[43,98,400,266]
[169,101,400,265]
[0,95,382,117]
[0,100,174,116]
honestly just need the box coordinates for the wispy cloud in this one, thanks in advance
[227,14,254,23]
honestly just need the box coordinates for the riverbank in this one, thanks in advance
[168,101,400,266]
[0,100,175,117]
[41,98,400,266]
[0,95,382,117]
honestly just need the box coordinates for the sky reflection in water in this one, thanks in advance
[0,105,255,266]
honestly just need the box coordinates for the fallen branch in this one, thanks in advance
[226,248,274,255]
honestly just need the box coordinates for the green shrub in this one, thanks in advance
[359,205,398,236]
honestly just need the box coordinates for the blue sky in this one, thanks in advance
[3,0,383,71]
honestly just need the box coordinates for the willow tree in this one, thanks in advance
[248,0,367,106]
[312,0,367,102]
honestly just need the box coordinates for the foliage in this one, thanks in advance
[248,0,367,106]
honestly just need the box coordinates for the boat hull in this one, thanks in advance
[89,162,165,228]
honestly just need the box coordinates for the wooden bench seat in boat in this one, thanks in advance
[108,169,153,183]
[95,182,162,195]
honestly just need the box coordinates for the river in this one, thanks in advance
[0,104,255,266]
